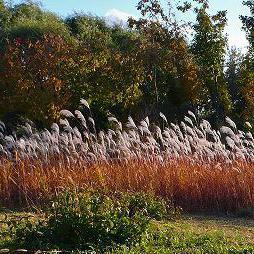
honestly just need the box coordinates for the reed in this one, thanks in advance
[0,100,253,212]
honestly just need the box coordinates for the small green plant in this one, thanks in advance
[13,190,172,251]
[122,192,172,221]
[0,213,42,249]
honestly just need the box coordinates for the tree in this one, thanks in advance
[0,0,247,129]
[238,0,254,124]
[191,7,232,125]
[238,52,254,124]
[241,0,254,48]
[128,0,201,120]
[65,14,145,124]
[0,0,10,31]
[0,35,74,126]
[225,48,245,124]
[1,1,71,44]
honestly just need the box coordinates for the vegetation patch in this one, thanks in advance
[2,211,254,253]
[6,191,174,252]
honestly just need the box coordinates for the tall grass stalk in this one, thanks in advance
[0,100,254,212]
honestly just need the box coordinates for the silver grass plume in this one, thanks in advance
[80,99,90,109]
[245,122,252,129]
[51,123,60,134]
[127,116,137,129]
[60,110,75,118]
[159,112,168,123]
[144,116,150,127]
[220,126,235,137]
[225,117,237,131]
[184,116,194,127]
[188,110,197,123]
[108,116,118,123]
[0,121,6,133]
[88,117,95,127]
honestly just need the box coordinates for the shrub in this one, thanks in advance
[123,192,170,221]
[14,190,171,251]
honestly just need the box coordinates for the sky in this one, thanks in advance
[11,0,250,50]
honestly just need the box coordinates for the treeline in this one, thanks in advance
[0,0,253,129]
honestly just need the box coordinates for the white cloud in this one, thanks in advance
[105,8,134,27]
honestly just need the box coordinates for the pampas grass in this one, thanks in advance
[0,99,254,212]
[1,156,254,213]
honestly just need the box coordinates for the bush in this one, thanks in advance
[14,190,171,251]
[123,192,171,221]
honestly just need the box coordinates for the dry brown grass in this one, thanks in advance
[1,156,254,213]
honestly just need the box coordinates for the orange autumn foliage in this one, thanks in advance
[0,35,74,125]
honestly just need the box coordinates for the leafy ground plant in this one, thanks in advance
[11,190,172,251]
[3,212,254,253]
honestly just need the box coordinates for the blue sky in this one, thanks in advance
[12,0,250,50]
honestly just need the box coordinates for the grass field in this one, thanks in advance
[1,158,254,214]
[1,105,254,253]
[1,212,254,253]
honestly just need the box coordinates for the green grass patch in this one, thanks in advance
[1,193,254,253]
[111,216,254,253]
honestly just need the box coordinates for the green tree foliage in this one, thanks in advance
[0,34,74,126]
[225,48,244,124]
[238,52,254,124]
[238,0,254,124]
[0,1,71,45]
[0,0,251,128]
[128,0,201,119]
[0,0,9,31]
[191,7,232,124]
[65,14,144,124]
[241,0,254,47]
